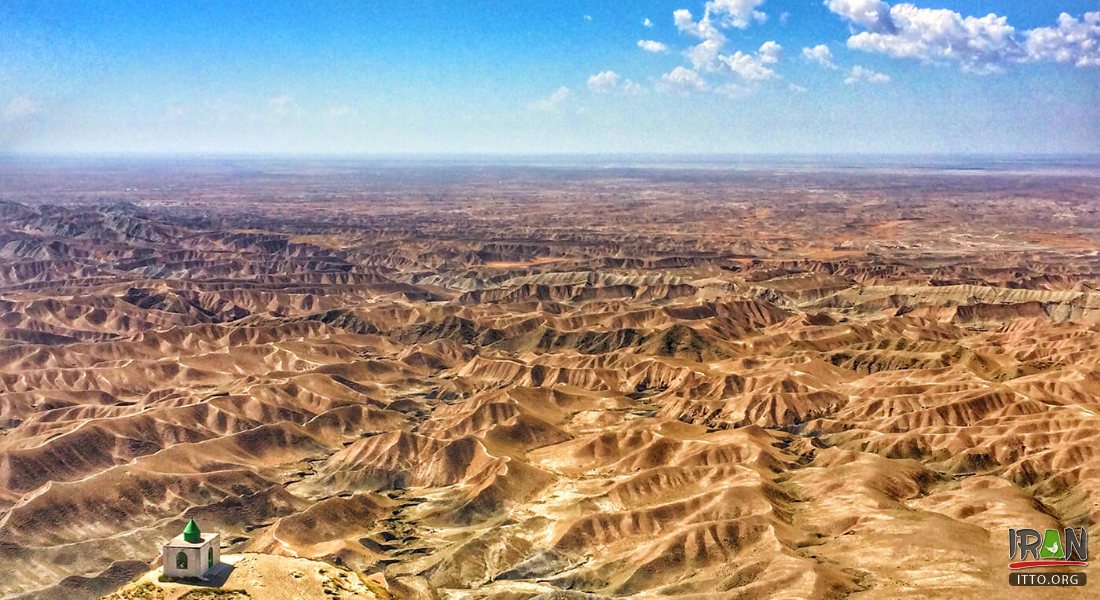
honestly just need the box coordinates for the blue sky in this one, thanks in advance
[1,0,1097,155]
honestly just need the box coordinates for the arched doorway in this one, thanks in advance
[176,550,188,570]
[208,547,214,568]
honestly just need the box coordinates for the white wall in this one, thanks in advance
[163,535,221,579]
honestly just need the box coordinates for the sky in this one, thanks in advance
[0,0,1098,155]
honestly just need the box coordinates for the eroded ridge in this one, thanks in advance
[0,161,1098,599]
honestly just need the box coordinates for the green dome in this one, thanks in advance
[182,518,202,543]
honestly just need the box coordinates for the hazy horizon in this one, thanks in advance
[3,150,1098,170]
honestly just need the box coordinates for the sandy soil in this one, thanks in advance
[102,553,388,599]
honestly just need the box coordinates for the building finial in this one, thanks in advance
[182,518,202,543]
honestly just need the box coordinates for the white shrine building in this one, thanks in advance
[162,518,221,579]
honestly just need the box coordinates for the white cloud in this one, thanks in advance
[632,3,787,98]
[825,0,895,33]
[712,41,782,82]
[673,3,781,79]
[583,14,593,22]
[638,39,669,53]
[2,96,39,121]
[803,44,837,68]
[707,0,768,30]
[658,66,709,94]
[644,17,654,28]
[758,41,783,64]
[673,9,693,30]
[687,35,727,71]
[587,71,645,95]
[780,11,791,25]
[826,1,1100,73]
[788,83,808,93]
[1024,12,1100,68]
[674,8,716,40]
[673,1,765,42]
[723,50,778,81]
[848,5,1018,73]
[844,65,891,84]
[527,86,572,111]
[587,70,621,93]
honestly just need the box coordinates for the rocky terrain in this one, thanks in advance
[0,158,1098,598]
[103,553,389,600]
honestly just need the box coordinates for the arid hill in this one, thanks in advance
[102,553,390,600]
[0,159,1097,599]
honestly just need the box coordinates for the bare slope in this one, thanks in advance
[0,162,1096,599]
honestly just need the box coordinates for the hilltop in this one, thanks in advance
[101,554,393,600]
